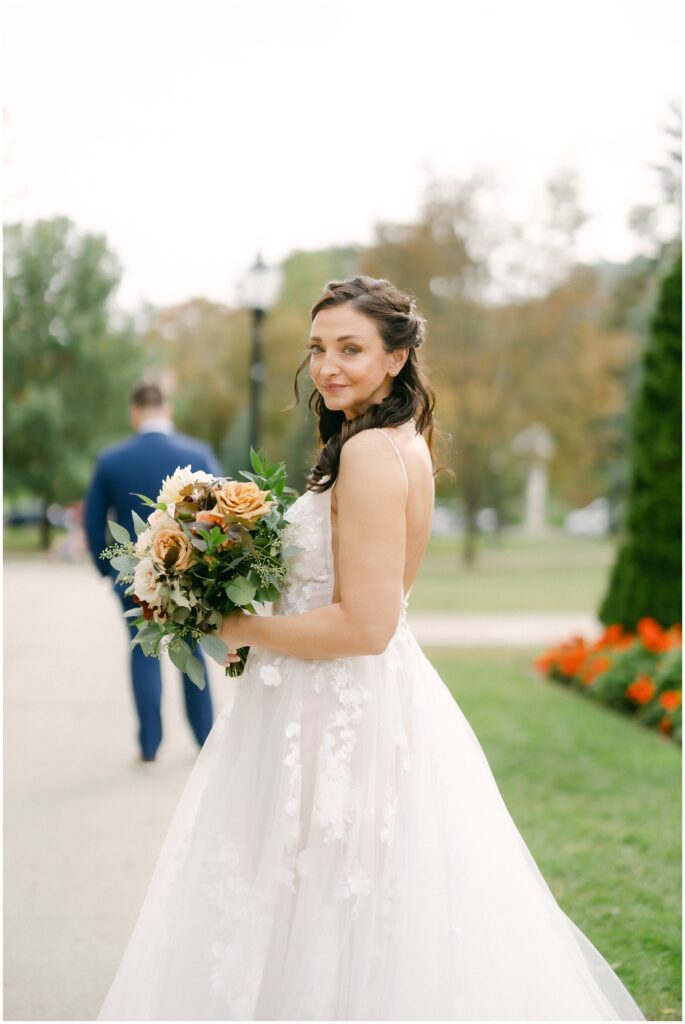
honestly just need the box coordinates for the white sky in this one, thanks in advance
[3,0,682,312]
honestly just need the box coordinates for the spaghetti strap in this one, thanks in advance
[377,428,409,499]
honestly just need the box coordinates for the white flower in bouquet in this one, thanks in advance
[157,466,214,505]
[133,557,163,606]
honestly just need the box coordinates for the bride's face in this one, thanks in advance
[308,304,407,421]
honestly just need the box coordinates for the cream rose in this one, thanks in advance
[132,557,162,606]
[148,507,175,525]
[135,528,152,559]
[212,481,272,522]
[149,522,196,572]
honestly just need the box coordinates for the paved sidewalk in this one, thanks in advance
[3,559,600,1020]
[409,610,602,648]
[4,560,239,1021]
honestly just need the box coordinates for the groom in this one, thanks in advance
[84,382,223,763]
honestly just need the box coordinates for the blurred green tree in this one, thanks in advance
[362,170,635,563]
[3,217,142,547]
[598,249,682,630]
[362,172,495,564]
[141,297,247,468]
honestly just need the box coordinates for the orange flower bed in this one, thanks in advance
[625,675,656,705]
[534,616,682,744]
[638,617,681,654]
[659,690,682,711]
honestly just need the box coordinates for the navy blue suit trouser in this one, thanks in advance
[114,582,214,759]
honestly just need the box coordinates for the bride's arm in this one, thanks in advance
[221,430,407,660]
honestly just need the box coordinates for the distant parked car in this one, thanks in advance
[4,498,44,527]
[564,497,611,538]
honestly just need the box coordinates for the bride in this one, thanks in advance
[98,275,646,1020]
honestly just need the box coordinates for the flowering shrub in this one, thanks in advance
[534,618,682,744]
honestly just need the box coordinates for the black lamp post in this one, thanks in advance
[237,252,283,458]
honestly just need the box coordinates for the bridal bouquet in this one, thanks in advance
[101,448,301,682]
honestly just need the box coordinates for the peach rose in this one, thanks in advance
[212,481,272,523]
[149,523,196,572]
[195,510,227,528]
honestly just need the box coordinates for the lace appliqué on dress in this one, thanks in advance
[202,842,271,1015]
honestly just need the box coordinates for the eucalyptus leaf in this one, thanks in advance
[282,544,305,558]
[199,633,230,664]
[110,554,138,572]
[131,510,147,537]
[108,520,131,544]
[225,576,257,606]
[184,653,206,690]
[168,643,188,673]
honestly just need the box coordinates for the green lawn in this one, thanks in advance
[6,524,615,614]
[429,646,681,1022]
[412,531,616,612]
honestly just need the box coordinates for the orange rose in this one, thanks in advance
[658,690,682,711]
[212,481,272,523]
[195,510,227,528]
[659,717,674,734]
[194,509,240,549]
[150,523,196,572]
[625,675,656,705]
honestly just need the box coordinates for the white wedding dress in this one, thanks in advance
[98,430,646,1021]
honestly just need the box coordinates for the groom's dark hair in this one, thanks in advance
[130,382,164,408]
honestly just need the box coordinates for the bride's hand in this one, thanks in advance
[219,610,249,666]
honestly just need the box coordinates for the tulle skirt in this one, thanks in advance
[98,622,646,1020]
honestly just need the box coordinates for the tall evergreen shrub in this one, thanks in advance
[599,250,682,629]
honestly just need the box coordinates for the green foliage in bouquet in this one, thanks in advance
[101,447,303,683]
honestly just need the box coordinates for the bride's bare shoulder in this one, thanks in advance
[337,429,406,494]
[340,428,392,458]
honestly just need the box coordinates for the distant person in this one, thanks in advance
[84,382,223,764]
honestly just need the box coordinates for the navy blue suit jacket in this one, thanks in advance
[84,429,223,578]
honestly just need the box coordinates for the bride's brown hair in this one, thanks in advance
[290,275,445,493]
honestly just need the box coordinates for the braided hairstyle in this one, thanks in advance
[290,275,440,492]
